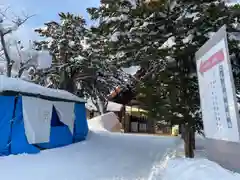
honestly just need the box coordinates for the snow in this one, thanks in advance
[122,65,140,75]
[183,34,193,44]
[0,75,85,102]
[110,31,121,42]
[161,135,240,180]
[142,22,149,27]
[39,26,48,33]
[159,37,176,49]
[74,55,85,61]
[68,40,75,47]
[105,14,128,24]
[162,158,240,180]
[116,51,126,58]
[0,120,239,180]
[37,50,52,69]
[88,112,122,132]
[81,39,89,50]
[185,12,200,22]
[0,131,180,180]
